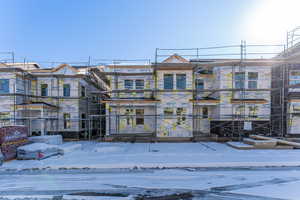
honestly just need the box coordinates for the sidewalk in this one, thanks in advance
[2,142,300,171]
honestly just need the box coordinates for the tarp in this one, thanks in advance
[17,143,63,160]
[0,126,29,160]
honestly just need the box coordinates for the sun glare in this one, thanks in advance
[245,0,300,43]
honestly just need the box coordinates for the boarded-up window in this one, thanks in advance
[0,79,9,93]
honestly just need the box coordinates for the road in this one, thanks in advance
[0,167,300,199]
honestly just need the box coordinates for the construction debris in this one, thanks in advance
[17,143,63,160]
[227,135,300,150]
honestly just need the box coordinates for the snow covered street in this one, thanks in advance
[1,167,300,199]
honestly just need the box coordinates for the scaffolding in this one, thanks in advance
[101,41,293,141]
[0,62,108,140]
[1,38,300,141]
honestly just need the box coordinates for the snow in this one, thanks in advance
[17,143,59,152]
[3,142,300,170]
[28,135,63,145]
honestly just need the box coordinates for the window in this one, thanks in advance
[41,84,48,96]
[136,109,144,125]
[164,107,173,116]
[176,74,186,89]
[0,79,9,93]
[176,107,186,125]
[63,113,71,129]
[124,80,133,89]
[248,72,258,89]
[249,105,258,118]
[63,84,70,97]
[81,86,86,97]
[81,113,86,129]
[195,79,204,90]
[235,105,244,117]
[135,80,144,90]
[164,74,173,89]
[235,72,245,89]
[125,109,134,126]
[202,107,208,119]
[290,71,300,86]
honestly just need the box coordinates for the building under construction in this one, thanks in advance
[1,27,300,141]
[102,38,300,141]
[0,62,109,140]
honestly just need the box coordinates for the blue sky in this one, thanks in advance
[0,0,298,66]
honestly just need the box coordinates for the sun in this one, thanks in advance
[244,0,300,44]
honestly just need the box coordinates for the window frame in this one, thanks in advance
[164,74,174,90]
[63,84,71,97]
[124,80,134,90]
[41,84,48,96]
[248,72,258,89]
[176,74,186,89]
[0,79,9,93]
[135,80,144,90]
[135,109,144,125]
[63,113,71,129]
[234,72,245,89]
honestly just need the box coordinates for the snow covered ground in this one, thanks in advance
[1,168,300,199]
[2,142,300,170]
[1,142,300,199]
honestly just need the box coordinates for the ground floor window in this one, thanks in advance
[176,107,186,125]
[202,107,208,119]
[136,109,144,125]
[63,113,71,129]
[81,113,86,129]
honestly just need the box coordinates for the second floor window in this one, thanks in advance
[164,74,173,89]
[135,80,144,90]
[81,86,86,97]
[235,72,245,89]
[195,79,204,90]
[0,79,9,93]
[41,84,48,96]
[202,107,208,119]
[124,80,133,89]
[63,84,70,97]
[176,74,186,89]
[248,72,258,89]
[290,71,300,86]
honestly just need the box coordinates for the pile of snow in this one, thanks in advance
[94,146,123,153]
[61,143,82,153]
[17,143,63,160]
[28,135,63,145]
